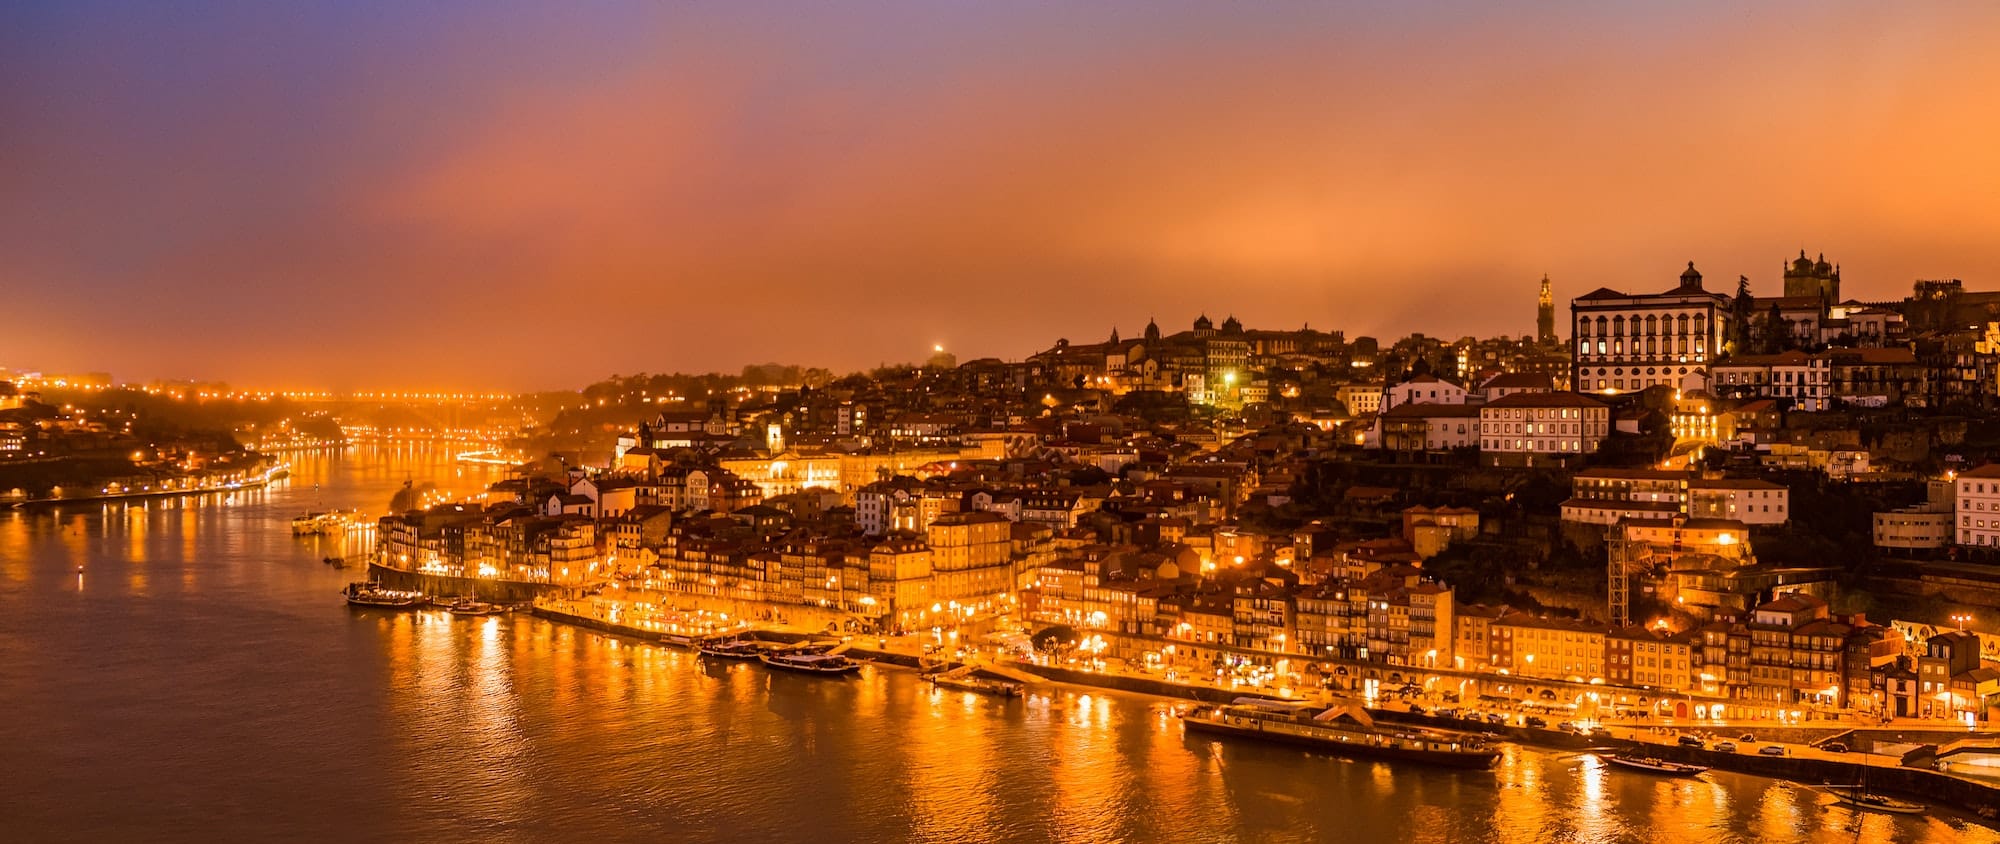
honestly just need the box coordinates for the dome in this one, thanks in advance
[1679,261,1703,288]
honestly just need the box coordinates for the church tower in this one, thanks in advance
[1536,274,1557,344]
[1783,250,1840,302]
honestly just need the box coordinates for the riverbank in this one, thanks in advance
[370,563,556,604]
[521,598,2000,820]
[10,463,288,509]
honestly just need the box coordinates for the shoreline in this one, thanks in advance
[8,469,285,510]
[523,599,2000,820]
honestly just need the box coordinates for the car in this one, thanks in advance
[1435,708,1460,719]
[1589,727,1613,740]
[1407,704,1426,716]
[1678,734,1706,748]
[1525,716,1548,728]
[1759,745,1787,756]
[1738,733,1757,743]
[1556,721,1578,733]
[1486,713,1507,725]
[1714,741,1738,753]
[1823,742,1849,754]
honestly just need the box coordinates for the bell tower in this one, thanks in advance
[1536,274,1557,344]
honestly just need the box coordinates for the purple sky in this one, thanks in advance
[5,2,1998,390]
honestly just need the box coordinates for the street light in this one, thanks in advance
[1953,613,1973,632]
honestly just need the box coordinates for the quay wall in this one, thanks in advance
[1644,743,2000,814]
[369,563,556,603]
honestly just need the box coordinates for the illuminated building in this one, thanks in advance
[1570,262,1734,394]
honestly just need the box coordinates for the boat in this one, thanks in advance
[660,633,704,649]
[1180,698,1500,769]
[758,650,865,675]
[927,672,1024,697]
[1603,753,1708,776]
[1820,785,1925,815]
[1819,747,1926,815]
[292,511,350,537]
[446,598,503,616]
[341,581,426,609]
[697,638,767,660]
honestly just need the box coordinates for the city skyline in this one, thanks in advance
[7,2,2000,390]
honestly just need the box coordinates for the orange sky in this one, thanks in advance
[4,2,1998,389]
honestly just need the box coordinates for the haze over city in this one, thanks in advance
[6,1,1999,389]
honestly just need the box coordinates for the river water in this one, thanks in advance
[0,445,1994,843]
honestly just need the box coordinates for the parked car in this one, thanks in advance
[1714,741,1738,753]
[1678,734,1706,748]
[1589,727,1613,740]
[1435,708,1460,719]
[1407,704,1425,716]
[1823,742,1849,754]
[1759,745,1787,756]
[1487,713,1507,725]
[1556,721,1578,733]
[1738,733,1757,743]
[1526,716,1548,728]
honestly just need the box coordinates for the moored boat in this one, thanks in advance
[758,651,864,675]
[1181,698,1499,769]
[1820,785,1926,815]
[341,581,426,609]
[1603,753,1708,776]
[446,598,503,616]
[697,638,767,660]
[927,672,1024,697]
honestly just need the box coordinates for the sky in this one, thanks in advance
[4,2,1999,390]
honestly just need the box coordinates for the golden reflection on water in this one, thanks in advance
[1049,691,1132,843]
[1754,780,1808,842]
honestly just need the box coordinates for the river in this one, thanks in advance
[0,444,1993,843]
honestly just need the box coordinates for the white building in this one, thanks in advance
[1478,392,1610,467]
[1955,465,2000,548]
[1570,262,1734,395]
[1383,374,1466,411]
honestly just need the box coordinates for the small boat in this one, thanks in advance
[446,598,503,616]
[928,673,1025,697]
[1181,698,1499,769]
[758,651,864,675]
[1604,753,1708,776]
[697,638,767,660]
[341,581,425,609]
[1819,785,1925,815]
[660,633,703,649]
[926,668,1024,697]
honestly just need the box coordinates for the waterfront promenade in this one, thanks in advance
[525,593,2000,818]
